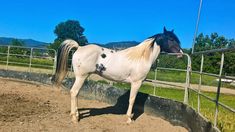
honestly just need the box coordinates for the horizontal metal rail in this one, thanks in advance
[7,61,29,65]
[157,67,187,72]
[0,45,56,52]
[31,64,54,68]
[192,71,220,78]
[0,53,7,55]
[189,88,215,102]
[8,53,31,57]
[193,47,235,55]
[193,71,235,80]
[224,75,235,80]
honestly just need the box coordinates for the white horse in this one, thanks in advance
[53,27,183,123]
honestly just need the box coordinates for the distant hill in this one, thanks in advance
[101,41,139,49]
[0,37,139,49]
[0,37,48,48]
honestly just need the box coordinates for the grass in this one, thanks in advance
[109,81,235,132]
[188,90,235,132]
[0,56,54,69]
[147,70,235,89]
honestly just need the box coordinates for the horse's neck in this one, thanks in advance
[124,41,152,61]
[121,39,160,64]
[150,42,161,64]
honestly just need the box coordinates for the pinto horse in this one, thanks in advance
[53,27,183,123]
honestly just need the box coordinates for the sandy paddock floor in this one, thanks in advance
[0,78,187,132]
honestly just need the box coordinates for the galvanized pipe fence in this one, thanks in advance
[192,48,235,129]
[0,45,57,74]
[151,53,191,104]
[153,48,235,130]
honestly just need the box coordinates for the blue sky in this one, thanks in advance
[0,0,234,48]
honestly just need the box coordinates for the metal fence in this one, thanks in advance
[150,53,191,104]
[0,45,57,74]
[151,48,235,131]
[191,48,235,129]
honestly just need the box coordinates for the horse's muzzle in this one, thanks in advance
[177,50,183,58]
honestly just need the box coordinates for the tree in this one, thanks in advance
[194,33,229,52]
[48,20,88,50]
[228,39,235,48]
[192,32,235,75]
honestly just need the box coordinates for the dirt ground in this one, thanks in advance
[0,78,187,132]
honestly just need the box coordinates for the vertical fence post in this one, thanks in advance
[6,46,10,70]
[214,52,224,127]
[53,49,57,74]
[184,54,191,104]
[29,48,33,72]
[198,54,204,112]
[154,67,157,95]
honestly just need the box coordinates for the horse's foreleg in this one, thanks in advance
[70,76,87,123]
[126,81,142,123]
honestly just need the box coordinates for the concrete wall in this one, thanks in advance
[0,69,217,132]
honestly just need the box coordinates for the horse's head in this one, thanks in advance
[153,27,183,57]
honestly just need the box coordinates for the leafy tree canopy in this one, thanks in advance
[48,20,88,50]
[192,33,235,75]
[194,33,235,52]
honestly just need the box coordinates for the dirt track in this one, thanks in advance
[0,78,187,132]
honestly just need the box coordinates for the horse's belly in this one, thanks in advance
[101,66,131,82]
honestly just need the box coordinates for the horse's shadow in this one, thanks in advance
[78,91,149,121]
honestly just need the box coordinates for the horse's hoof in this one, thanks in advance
[126,113,134,124]
[71,115,79,123]
[70,111,80,123]
[126,118,133,124]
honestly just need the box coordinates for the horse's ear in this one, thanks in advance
[171,29,174,33]
[163,26,167,33]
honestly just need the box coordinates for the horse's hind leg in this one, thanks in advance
[126,81,142,123]
[70,75,87,123]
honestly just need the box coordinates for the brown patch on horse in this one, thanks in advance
[126,39,155,61]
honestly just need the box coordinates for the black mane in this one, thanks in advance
[164,31,180,44]
[148,28,181,53]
